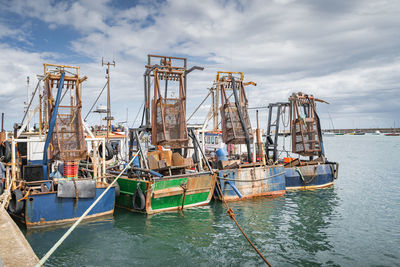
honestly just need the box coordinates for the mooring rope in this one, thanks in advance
[215,181,273,267]
[295,166,318,186]
[36,154,138,267]
[218,171,285,182]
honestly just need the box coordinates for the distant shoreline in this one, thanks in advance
[322,128,400,133]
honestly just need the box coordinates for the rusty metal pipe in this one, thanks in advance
[186,66,204,75]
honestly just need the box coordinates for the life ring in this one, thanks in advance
[0,141,11,163]
[132,187,145,211]
[99,142,114,161]
[8,189,24,214]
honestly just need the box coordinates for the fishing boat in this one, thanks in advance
[0,64,115,228]
[115,55,216,214]
[194,71,286,201]
[385,132,400,136]
[372,130,381,135]
[334,130,344,135]
[384,122,399,136]
[323,132,335,137]
[266,92,339,190]
[348,130,365,135]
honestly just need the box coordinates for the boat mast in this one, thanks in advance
[102,58,115,142]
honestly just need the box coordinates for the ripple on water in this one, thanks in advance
[24,136,400,266]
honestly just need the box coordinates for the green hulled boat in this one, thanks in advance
[115,54,215,214]
[116,172,216,214]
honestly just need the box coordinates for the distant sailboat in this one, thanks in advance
[385,121,400,136]
[325,111,336,136]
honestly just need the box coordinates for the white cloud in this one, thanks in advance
[1,0,400,129]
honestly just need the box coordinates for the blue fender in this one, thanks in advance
[226,180,242,198]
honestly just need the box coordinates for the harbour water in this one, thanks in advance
[24,135,400,266]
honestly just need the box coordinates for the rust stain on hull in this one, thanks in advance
[25,209,114,229]
[221,190,286,202]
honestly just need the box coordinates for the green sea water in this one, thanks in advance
[24,135,400,266]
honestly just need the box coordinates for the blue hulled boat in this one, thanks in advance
[24,185,114,227]
[284,163,338,190]
[266,92,339,190]
[214,164,286,201]
[200,71,287,201]
[1,64,115,228]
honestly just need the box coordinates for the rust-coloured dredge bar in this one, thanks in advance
[42,64,87,161]
[142,55,203,149]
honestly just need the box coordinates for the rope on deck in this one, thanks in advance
[215,181,273,267]
[36,154,138,267]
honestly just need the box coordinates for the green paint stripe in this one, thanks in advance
[119,190,134,196]
[150,192,210,210]
[154,177,188,190]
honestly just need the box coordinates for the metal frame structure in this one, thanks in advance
[141,55,203,149]
[265,92,327,162]
[219,74,253,145]
[201,72,256,133]
[289,92,325,157]
[265,102,290,162]
[42,64,87,161]
[195,71,255,162]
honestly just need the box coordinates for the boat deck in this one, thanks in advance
[0,209,38,266]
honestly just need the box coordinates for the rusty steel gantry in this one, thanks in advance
[215,72,255,145]
[265,92,328,162]
[141,55,203,149]
[42,64,87,161]
[195,71,256,162]
[289,92,328,157]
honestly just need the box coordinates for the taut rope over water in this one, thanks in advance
[215,181,273,267]
[36,154,139,267]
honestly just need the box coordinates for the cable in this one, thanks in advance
[84,81,108,121]
[36,153,139,267]
[215,181,273,267]
[131,103,144,128]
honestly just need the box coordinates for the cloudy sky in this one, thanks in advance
[0,0,399,130]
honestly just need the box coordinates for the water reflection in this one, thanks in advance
[24,190,341,266]
[279,188,340,266]
[25,217,115,266]
[22,136,400,265]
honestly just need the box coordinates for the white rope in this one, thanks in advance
[36,154,138,266]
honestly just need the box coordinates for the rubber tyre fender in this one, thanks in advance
[99,142,114,161]
[8,189,24,215]
[132,187,145,211]
[114,183,120,198]
[0,141,11,163]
